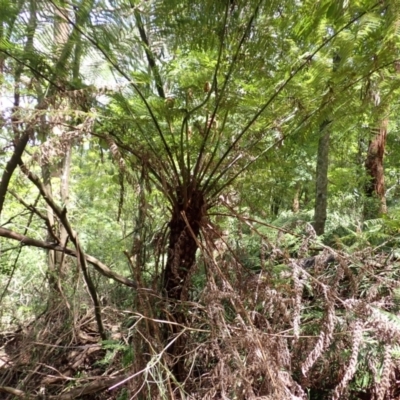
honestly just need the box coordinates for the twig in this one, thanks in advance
[0,386,29,398]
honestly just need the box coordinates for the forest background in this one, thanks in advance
[1,0,400,399]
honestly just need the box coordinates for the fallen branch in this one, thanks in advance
[50,375,127,400]
[0,226,137,289]
[0,386,29,398]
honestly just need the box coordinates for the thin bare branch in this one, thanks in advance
[0,226,138,289]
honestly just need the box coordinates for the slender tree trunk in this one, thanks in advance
[293,182,300,213]
[41,147,71,294]
[364,116,388,219]
[58,146,71,257]
[312,54,340,235]
[41,164,60,294]
[313,121,330,235]
[42,2,71,296]
[270,193,281,217]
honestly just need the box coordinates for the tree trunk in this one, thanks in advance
[41,163,59,295]
[164,188,205,301]
[270,193,281,217]
[313,121,330,235]
[41,1,71,300]
[364,117,388,219]
[162,187,205,380]
[312,54,340,235]
[58,145,71,258]
[293,182,300,213]
[41,147,71,296]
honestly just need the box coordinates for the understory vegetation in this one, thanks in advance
[2,0,400,399]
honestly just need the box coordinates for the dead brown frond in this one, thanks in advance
[301,295,335,377]
[331,321,363,400]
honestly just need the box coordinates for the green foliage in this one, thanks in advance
[97,340,134,368]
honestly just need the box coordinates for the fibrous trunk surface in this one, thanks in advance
[364,118,388,218]
[163,188,205,302]
[162,187,205,381]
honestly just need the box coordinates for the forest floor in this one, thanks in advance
[2,249,400,399]
[0,306,129,399]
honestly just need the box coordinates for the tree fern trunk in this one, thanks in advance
[164,189,205,301]
[364,117,388,219]
[162,187,205,381]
